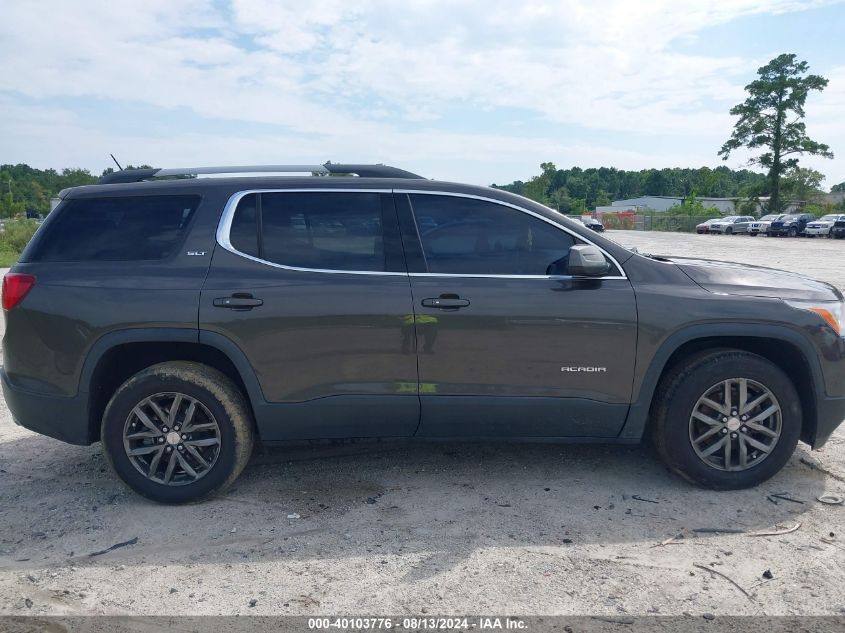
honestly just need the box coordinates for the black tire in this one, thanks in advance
[650,350,801,490]
[788,227,798,237]
[725,227,733,235]
[102,361,255,503]
[749,232,757,237]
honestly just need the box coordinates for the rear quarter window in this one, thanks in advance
[24,195,201,262]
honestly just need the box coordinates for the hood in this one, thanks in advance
[666,257,842,301]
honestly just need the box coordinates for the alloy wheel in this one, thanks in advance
[688,378,782,472]
[122,392,221,485]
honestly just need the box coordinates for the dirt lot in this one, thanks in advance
[1,231,844,617]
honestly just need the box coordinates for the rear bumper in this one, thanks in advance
[1,369,93,445]
[813,395,845,448]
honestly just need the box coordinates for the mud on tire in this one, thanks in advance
[101,361,255,503]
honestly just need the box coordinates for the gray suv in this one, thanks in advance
[3,164,844,503]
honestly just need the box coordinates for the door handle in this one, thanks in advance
[421,296,470,309]
[213,294,264,310]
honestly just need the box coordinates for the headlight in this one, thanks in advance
[784,300,845,335]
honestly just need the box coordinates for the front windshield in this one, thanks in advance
[759,214,778,221]
[820,214,839,221]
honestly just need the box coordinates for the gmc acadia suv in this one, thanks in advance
[2,164,844,503]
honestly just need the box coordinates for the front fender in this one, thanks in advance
[619,323,823,441]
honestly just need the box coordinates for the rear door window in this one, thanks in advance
[228,192,391,272]
[27,195,200,262]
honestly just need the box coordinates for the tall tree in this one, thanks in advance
[719,54,833,212]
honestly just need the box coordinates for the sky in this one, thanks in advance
[1,0,844,188]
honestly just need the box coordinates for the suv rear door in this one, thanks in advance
[396,191,637,438]
[200,189,420,441]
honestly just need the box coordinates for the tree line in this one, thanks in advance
[493,164,774,213]
[0,164,151,217]
[494,163,842,215]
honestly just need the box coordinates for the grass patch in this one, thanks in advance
[0,219,39,267]
[0,250,18,267]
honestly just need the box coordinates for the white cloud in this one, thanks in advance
[0,0,842,184]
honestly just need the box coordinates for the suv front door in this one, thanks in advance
[200,189,420,441]
[398,191,637,438]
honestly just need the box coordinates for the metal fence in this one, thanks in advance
[599,212,716,233]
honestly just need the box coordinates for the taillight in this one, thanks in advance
[2,273,36,311]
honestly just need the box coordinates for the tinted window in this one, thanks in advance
[409,194,577,275]
[29,195,199,262]
[230,192,385,272]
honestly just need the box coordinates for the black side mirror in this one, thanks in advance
[567,244,611,277]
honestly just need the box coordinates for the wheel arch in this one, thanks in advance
[620,324,822,446]
[80,328,266,443]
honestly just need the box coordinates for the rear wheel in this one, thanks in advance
[101,361,255,503]
[651,350,801,489]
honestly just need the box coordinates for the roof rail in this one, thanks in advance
[97,163,424,184]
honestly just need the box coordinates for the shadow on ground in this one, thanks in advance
[0,431,827,581]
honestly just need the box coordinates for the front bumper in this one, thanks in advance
[805,228,830,236]
[1,369,92,445]
[813,395,845,448]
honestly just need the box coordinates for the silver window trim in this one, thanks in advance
[216,188,627,280]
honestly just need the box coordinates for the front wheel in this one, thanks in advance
[788,227,798,237]
[651,350,801,489]
[101,361,255,503]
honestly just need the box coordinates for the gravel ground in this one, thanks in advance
[1,232,844,617]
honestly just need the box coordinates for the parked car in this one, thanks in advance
[832,217,845,239]
[696,218,720,234]
[708,216,755,235]
[581,217,605,232]
[748,214,786,236]
[3,163,845,503]
[768,213,816,237]
[805,214,845,238]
